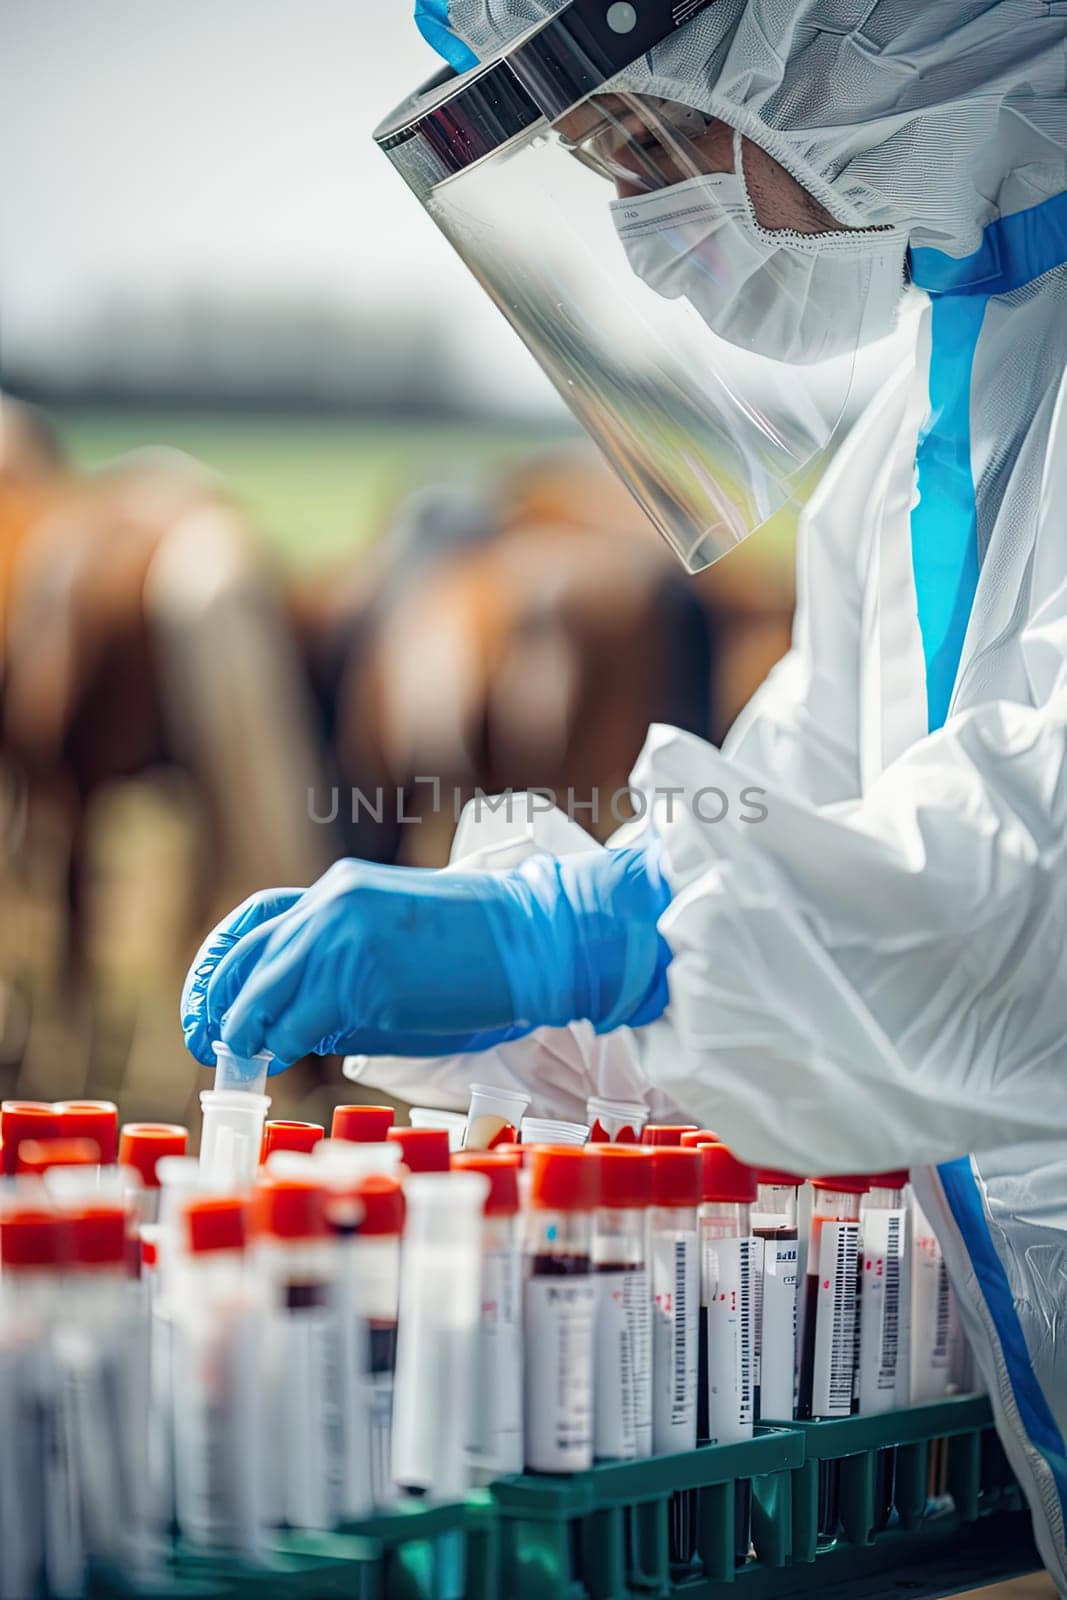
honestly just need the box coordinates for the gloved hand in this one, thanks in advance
[181,844,673,1069]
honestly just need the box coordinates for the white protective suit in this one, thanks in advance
[352,0,1067,1582]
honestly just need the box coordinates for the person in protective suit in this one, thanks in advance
[183,0,1067,1580]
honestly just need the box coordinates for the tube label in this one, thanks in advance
[593,1266,651,1461]
[702,1235,756,1444]
[910,1204,952,1403]
[758,1236,799,1421]
[651,1228,699,1454]
[470,1244,524,1476]
[524,1275,595,1473]
[857,1207,910,1414]
[809,1221,861,1418]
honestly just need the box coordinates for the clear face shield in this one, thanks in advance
[375,0,906,571]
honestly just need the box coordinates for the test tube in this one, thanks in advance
[909,1192,952,1403]
[387,1126,451,1173]
[590,1147,652,1461]
[696,1144,757,1446]
[316,1174,374,1521]
[1,1103,61,1177]
[199,1044,272,1190]
[647,1148,701,1454]
[252,1176,339,1531]
[56,1102,119,1166]
[452,1152,524,1477]
[407,1107,468,1149]
[858,1170,911,1531]
[585,1096,648,1145]
[752,1169,802,1422]
[640,1125,698,1147]
[392,1170,489,1499]
[523,1148,597,1473]
[261,1121,325,1161]
[331,1105,395,1143]
[464,1084,530,1151]
[172,1195,264,1553]
[118,1125,189,1226]
[0,1205,82,1600]
[519,1116,589,1147]
[351,1175,405,1506]
[797,1175,870,1544]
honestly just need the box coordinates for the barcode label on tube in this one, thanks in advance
[911,1201,951,1403]
[858,1208,908,1414]
[759,1237,798,1420]
[651,1229,698,1453]
[811,1221,860,1418]
[702,1234,755,1444]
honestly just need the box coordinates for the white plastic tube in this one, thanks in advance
[464,1085,530,1151]
[519,1117,588,1147]
[408,1108,468,1151]
[586,1097,648,1144]
[857,1176,911,1414]
[199,1045,272,1191]
[391,1171,488,1499]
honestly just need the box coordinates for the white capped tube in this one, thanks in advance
[464,1084,530,1151]
[586,1097,648,1144]
[407,1108,468,1151]
[519,1117,588,1147]
[910,1192,952,1403]
[391,1171,488,1499]
[857,1172,911,1414]
[199,1045,273,1192]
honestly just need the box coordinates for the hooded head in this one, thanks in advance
[417,0,1067,254]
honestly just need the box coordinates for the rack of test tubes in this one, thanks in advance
[0,1075,1034,1600]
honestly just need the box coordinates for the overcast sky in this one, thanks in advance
[1,0,549,395]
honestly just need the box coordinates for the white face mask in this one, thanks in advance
[610,164,908,366]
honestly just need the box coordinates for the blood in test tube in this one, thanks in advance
[523,1147,597,1473]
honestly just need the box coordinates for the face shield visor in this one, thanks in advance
[375,0,907,571]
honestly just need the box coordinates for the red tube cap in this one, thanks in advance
[641,1124,698,1147]
[649,1147,703,1208]
[1,1209,66,1270]
[253,1176,329,1241]
[118,1123,189,1188]
[331,1104,395,1143]
[354,1175,405,1236]
[488,1142,528,1166]
[529,1147,598,1212]
[1,1102,62,1176]
[387,1127,450,1173]
[69,1205,128,1268]
[56,1101,119,1165]
[699,1143,758,1204]
[591,1146,652,1209]
[16,1137,101,1175]
[811,1174,873,1195]
[262,1120,325,1160]
[452,1152,520,1215]
[679,1128,721,1148]
[756,1168,805,1187]
[867,1170,910,1190]
[185,1196,247,1255]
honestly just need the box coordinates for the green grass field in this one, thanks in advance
[51,407,573,573]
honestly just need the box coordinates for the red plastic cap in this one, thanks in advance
[253,1177,329,1241]
[699,1143,758,1204]
[451,1152,520,1215]
[353,1175,405,1236]
[185,1196,248,1255]
[528,1147,598,1212]
[811,1174,873,1195]
[56,1102,119,1165]
[331,1104,395,1143]
[679,1128,720,1149]
[68,1205,128,1268]
[387,1127,451,1173]
[649,1147,703,1208]
[1,1102,62,1176]
[118,1123,189,1188]
[17,1137,101,1175]
[1,1208,66,1270]
[591,1147,652,1209]
[641,1124,699,1147]
[262,1120,325,1160]
[489,1142,528,1166]
[756,1168,805,1187]
[867,1170,910,1190]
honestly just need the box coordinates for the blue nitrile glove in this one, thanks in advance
[180,844,673,1069]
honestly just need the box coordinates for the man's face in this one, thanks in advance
[557,93,846,234]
